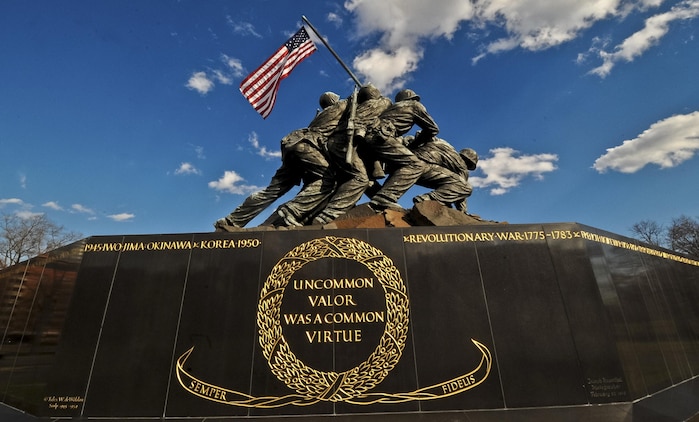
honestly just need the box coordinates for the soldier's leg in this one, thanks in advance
[368,137,426,208]
[278,175,336,226]
[277,144,336,225]
[217,175,292,229]
[312,141,371,224]
[413,165,469,205]
[214,154,301,229]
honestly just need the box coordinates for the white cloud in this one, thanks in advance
[186,71,215,94]
[0,198,26,207]
[19,173,26,189]
[108,213,135,222]
[213,69,232,85]
[222,54,245,78]
[346,0,474,92]
[470,147,559,195]
[593,111,699,173]
[71,203,95,215]
[588,0,699,77]
[327,12,343,27]
[16,210,43,219]
[344,0,697,89]
[248,132,282,159]
[353,47,422,93]
[175,162,201,175]
[186,55,245,95]
[208,170,261,195]
[472,0,621,58]
[42,201,64,211]
[0,198,37,217]
[226,17,262,38]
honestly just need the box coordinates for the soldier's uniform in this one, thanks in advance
[409,137,478,212]
[214,93,345,229]
[315,85,393,224]
[362,89,438,210]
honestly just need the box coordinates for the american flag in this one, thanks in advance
[239,27,317,119]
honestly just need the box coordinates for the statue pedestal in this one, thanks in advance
[1,223,698,421]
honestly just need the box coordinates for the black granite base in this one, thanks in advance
[1,223,698,421]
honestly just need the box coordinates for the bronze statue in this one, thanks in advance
[313,85,393,225]
[214,92,345,230]
[216,87,479,229]
[312,88,440,224]
[406,135,478,213]
[363,89,439,212]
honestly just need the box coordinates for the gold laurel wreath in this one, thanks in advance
[257,236,409,401]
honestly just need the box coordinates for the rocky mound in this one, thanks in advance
[216,200,504,232]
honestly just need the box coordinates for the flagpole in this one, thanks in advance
[302,15,362,87]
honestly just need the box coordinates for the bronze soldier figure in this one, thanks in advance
[214,92,345,230]
[406,135,478,213]
[313,84,393,225]
[363,89,439,210]
[313,88,440,224]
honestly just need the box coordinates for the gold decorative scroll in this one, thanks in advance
[175,339,492,408]
[175,236,492,407]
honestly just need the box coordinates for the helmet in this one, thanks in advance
[357,84,381,103]
[395,89,420,102]
[319,91,340,109]
[459,148,478,170]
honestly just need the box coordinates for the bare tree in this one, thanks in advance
[1,212,83,269]
[666,215,699,258]
[630,219,665,247]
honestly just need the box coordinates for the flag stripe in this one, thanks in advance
[243,68,282,107]
[239,48,286,95]
[239,27,317,119]
[240,62,285,106]
[248,74,283,114]
[280,42,316,79]
[251,75,282,117]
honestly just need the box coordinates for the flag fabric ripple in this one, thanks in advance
[239,27,317,119]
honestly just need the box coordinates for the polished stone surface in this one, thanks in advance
[0,223,698,421]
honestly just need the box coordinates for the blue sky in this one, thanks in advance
[1,0,698,238]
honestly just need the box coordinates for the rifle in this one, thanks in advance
[345,86,359,164]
